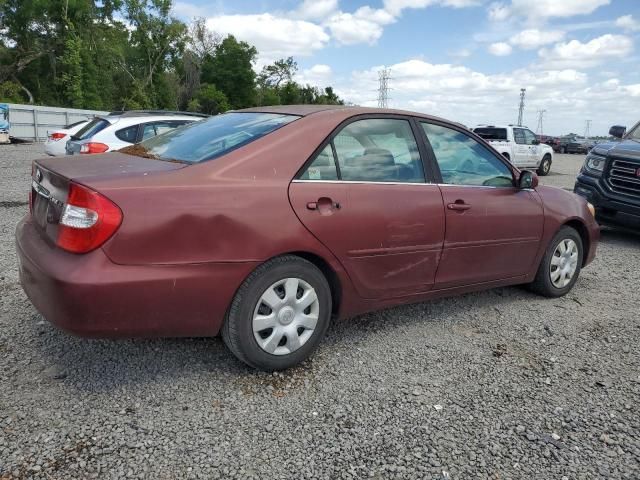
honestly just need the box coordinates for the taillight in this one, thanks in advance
[49,132,66,141]
[57,183,122,253]
[80,142,109,154]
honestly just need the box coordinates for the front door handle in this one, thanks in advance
[447,201,471,211]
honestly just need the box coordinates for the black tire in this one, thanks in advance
[221,255,332,371]
[528,226,583,298]
[537,154,552,176]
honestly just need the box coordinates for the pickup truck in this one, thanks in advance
[574,123,640,230]
[473,124,554,176]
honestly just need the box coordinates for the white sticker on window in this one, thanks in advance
[308,168,321,180]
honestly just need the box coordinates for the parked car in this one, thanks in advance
[574,122,640,230]
[65,111,207,155]
[472,125,554,175]
[44,120,90,156]
[558,136,592,154]
[17,106,599,371]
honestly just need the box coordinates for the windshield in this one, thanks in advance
[73,118,110,140]
[129,112,298,163]
[474,128,507,141]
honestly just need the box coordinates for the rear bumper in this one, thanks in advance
[16,215,258,337]
[575,174,640,230]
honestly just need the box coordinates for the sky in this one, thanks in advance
[171,0,640,136]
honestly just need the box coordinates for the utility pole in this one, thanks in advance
[536,109,546,136]
[517,88,526,126]
[377,68,391,109]
[584,119,592,139]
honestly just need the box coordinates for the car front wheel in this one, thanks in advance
[222,255,332,371]
[528,226,583,298]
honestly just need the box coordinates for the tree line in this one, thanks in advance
[0,0,344,113]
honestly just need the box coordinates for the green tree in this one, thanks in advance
[194,83,229,115]
[201,35,256,109]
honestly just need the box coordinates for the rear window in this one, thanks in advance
[64,120,87,129]
[474,128,507,141]
[134,113,298,163]
[73,118,110,140]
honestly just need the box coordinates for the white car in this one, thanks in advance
[65,111,207,155]
[44,120,90,156]
[472,125,554,176]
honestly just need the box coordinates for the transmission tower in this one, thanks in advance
[517,88,526,126]
[377,68,391,109]
[584,119,592,139]
[536,109,546,136]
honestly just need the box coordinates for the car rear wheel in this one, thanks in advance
[537,154,552,176]
[528,226,583,298]
[222,255,332,371]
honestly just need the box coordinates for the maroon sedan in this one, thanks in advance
[16,106,599,370]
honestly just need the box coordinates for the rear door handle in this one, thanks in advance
[307,197,341,212]
[447,202,471,211]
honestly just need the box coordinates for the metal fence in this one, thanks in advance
[7,103,108,142]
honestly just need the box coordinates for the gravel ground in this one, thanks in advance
[1,146,639,479]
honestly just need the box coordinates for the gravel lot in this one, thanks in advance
[1,145,639,479]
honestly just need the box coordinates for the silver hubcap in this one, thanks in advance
[252,278,319,356]
[550,239,579,288]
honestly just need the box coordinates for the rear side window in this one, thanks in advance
[74,118,110,140]
[513,128,526,145]
[299,145,338,180]
[116,125,138,143]
[137,113,297,163]
[474,128,507,141]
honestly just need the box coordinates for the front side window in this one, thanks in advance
[422,122,514,187]
[523,129,537,145]
[128,113,298,163]
[332,118,425,183]
[299,145,339,180]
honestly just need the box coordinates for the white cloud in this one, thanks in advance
[487,2,510,21]
[616,15,640,32]
[510,29,565,49]
[539,34,634,69]
[383,0,478,16]
[488,42,512,56]
[205,14,329,63]
[172,1,211,18]
[334,58,640,135]
[296,64,334,86]
[291,0,338,21]
[325,7,395,46]
[489,0,610,22]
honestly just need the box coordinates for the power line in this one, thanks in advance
[584,119,592,139]
[377,68,391,109]
[536,109,547,136]
[517,88,526,126]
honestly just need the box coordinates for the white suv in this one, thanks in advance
[65,111,207,155]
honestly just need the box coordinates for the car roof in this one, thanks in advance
[235,104,465,128]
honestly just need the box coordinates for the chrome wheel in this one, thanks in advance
[550,239,579,288]
[542,158,550,174]
[252,278,319,356]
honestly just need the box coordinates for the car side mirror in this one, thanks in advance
[609,125,626,138]
[532,139,540,145]
[519,170,538,189]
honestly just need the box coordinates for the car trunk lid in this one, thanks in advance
[30,152,186,245]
